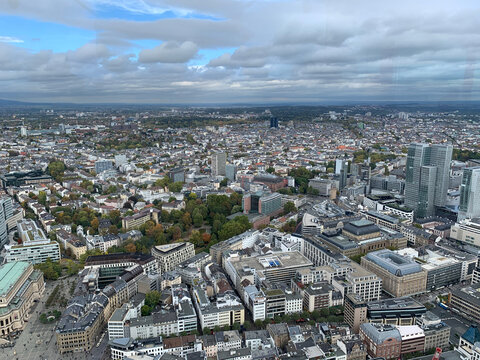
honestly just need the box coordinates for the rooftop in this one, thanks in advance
[0,261,30,298]
[365,249,422,276]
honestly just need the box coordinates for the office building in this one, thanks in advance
[270,117,278,128]
[336,159,347,175]
[258,192,282,216]
[0,261,45,337]
[253,174,286,191]
[0,170,53,188]
[192,287,244,329]
[308,178,334,196]
[225,251,313,288]
[211,152,226,177]
[5,220,60,264]
[361,249,427,297]
[0,196,13,249]
[449,283,480,323]
[404,143,453,218]
[451,218,480,248]
[152,242,195,274]
[114,154,127,167]
[302,283,339,312]
[458,167,480,221]
[169,167,185,183]
[108,304,135,340]
[209,230,259,264]
[84,253,158,274]
[226,164,237,181]
[345,295,426,334]
[95,159,114,174]
[331,262,382,302]
[417,312,451,351]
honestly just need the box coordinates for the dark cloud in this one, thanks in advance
[138,41,198,63]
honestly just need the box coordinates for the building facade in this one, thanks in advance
[152,242,195,274]
[0,261,45,337]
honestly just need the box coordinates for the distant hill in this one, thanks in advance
[0,99,34,106]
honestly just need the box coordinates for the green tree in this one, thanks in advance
[145,291,162,309]
[220,178,228,187]
[283,201,297,214]
[193,213,203,228]
[47,160,66,181]
[168,181,184,193]
[38,191,47,206]
[141,305,152,316]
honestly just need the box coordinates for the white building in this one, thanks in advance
[451,218,480,248]
[5,219,60,264]
[151,242,195,274]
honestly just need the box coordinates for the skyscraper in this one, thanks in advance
[211,152,226,177]
[226,164,237,181]
[270,117,278,128]
[404,143,453,218]
[458,167,480,221]
[0,196,13,249]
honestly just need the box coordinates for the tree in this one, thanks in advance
[283,201,297,214]
[202,233,211,244]
[91,218,99,231]
[168,181,183,193]
[38,191,47,206]
[220,178,228,187]
[181,212,192,229]
[231,205,242,214]
[168,225,182,241]
[108,225,119,234]
[141,305,152,316]
[145,291,162,309]
[190,231,203,247]
[47,160,66,181]
[266,167,275,174]
[125,243,136,253]
[193,213,203,228]
[146,224,164,239]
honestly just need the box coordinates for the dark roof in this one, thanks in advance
[85,252,155,266]
[343,219,380,236]
[462,325,480,345]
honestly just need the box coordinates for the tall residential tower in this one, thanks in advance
[211,152,226,177]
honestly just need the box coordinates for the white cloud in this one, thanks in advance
[0,36,23,43]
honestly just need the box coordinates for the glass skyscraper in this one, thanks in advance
[458,167,480,221]
[405,143,453,218]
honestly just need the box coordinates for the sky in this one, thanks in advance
[0,0,479,104]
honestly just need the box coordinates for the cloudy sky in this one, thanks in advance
[1,0,479,104]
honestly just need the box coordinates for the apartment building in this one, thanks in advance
[152,242,195,274]
[122,208,160,230]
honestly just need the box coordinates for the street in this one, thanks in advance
[5,279,110,360]
[430,305,471,346]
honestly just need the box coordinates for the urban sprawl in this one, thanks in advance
[0,105,480,360]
